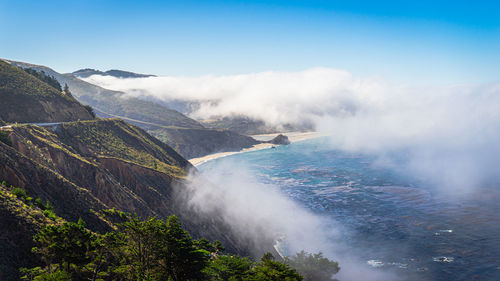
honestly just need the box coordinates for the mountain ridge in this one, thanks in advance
[73,68,156,78]
[7,59,262,159]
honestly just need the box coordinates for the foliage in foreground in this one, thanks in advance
[20,214,339,281]
[285,251,340,281]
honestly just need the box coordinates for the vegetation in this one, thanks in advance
[83,104,96,118]
[55,119,189,177]
[20,214,321,281]
[11,61,267,159]
[284,251,340,281]
[0,60,94,123]
[2,180,59,222]
[23,68,62,91]
[0,130,12,146]
[148,126,258,159]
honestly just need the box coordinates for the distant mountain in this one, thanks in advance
[202,115,314,135]
[0,60,94,123]
[73,68,156,78]
[7,60,260,159]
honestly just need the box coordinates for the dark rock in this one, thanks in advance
[269,134,290,145]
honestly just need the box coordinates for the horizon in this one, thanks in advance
[1,0,499,85]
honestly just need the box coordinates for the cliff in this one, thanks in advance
[0,119,248,265]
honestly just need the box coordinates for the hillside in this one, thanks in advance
[149,127,259,159]
[0,183,53,280]
[7,60,203,130]
[0,60,94,123]
[202,116,314,135]
[73,68,155,78]
[7,60,264,159]
[0,119,249,260]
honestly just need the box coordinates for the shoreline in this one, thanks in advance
[188,131,324,166]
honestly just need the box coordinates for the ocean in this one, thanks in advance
[197,137,500,281]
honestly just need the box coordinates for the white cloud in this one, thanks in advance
[82,69,500,194]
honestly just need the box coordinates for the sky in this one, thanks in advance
[0,0,499,84]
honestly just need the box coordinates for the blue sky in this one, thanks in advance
[0,0,499,84]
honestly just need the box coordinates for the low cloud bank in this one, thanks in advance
[83,69,500,193]
[180,162,400,281]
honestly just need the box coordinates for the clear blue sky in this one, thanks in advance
[0,0,499,84]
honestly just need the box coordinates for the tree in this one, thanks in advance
[245,253,303,281]
[203,254,253,281]
[284,251,339,281]
[32,219,95,276]
[119,215,208,281]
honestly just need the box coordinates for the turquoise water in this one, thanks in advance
[198,138,500,281]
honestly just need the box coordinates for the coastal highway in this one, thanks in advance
[0,122,64,129]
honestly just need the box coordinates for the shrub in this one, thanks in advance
[12,187,27,199]
[83,105,96,118]
[42,209,57,220]
[0,131,12,146]
[34,198,45,209]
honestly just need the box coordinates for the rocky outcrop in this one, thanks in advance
[268,134,291,145]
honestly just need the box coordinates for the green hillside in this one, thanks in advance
[149,127,259,159]
[7,60,203,129]
[7,60,266,159]
[0,60,94,123]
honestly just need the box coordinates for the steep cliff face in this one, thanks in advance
[0,60,93,123]
[0,120,247,257]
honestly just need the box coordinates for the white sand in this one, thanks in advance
[188,131,324,166]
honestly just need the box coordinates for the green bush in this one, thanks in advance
[42,209,57,220]
[0,131,12,146]
[12,187,27,200]
[34,198,45,209]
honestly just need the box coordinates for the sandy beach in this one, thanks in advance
[188,131,324,166]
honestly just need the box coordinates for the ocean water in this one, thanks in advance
[198,138,500,281]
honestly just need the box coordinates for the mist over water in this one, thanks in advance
[84,69,500,280]
[184,159,401,281]
[193,139,500,281]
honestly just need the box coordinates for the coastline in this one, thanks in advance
[188,131,323,166]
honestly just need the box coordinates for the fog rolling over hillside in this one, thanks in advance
[7,60,261,159]
[82,70,500,195]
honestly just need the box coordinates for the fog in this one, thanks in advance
[180,162,401,281]
[83,69,500,280]
[83,69,500,194]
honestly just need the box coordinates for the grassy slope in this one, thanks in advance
[0,60,93,123]
[55,119,191,177]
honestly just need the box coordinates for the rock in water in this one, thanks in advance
[269,134,290,145]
